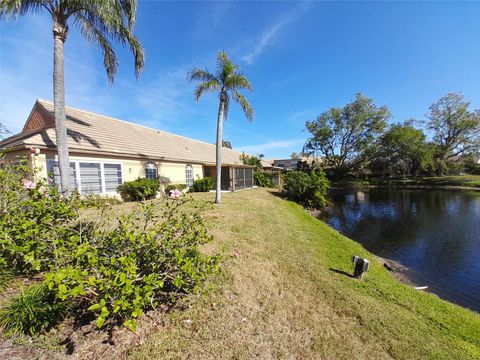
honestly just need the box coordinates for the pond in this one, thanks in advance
[322,188,480,313]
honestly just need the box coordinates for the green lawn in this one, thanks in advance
[129,188,480,359]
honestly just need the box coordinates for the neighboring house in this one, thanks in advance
[270,156,322,171]
[0,99,255,195]
[272,158,301,171]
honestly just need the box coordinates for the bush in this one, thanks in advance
[282,170,330,209]
[0,159,79,274]
[45,200,219,330]
[117,178,160,202]
[0,284,69,335]
[80,194,122,208]
[254,172,273,187]
[165,183,187,195]
[0,157,219,333]
[191,177,214,192]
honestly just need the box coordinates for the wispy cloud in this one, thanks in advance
[242,2,312,64]
[237,139,304,156]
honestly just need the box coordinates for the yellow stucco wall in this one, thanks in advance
[3,149,205,194]
[46,151,204,187]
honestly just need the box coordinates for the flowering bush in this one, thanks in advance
[45,200,219,330]
[169,189,183,198]
[0,156,219,333]
[0,159,79,273]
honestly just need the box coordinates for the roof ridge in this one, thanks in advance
[36,99,241,153]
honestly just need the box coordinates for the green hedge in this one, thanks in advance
[117,178,160,202]
[254,172,273,187]
[191,177,214,192]
[282,170,330,209]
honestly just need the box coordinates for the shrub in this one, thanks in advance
[191,177,214,192]
[282,170,330,209]
[0,159,79,274]
[45,200,220,330]
[80,194,122,208]
[254,172,273,187]
[0,284,69,335]
[164,183,187,195]
[117,178,160,202]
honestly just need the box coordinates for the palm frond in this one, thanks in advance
[226,73,252,92]
[72,1,144,79]
[194,80,220,101]
[233,90,254,121]
[188,67,216,82]
[216,50,239,83]
[222,91,231,120]
[0,0,46,18]
[75,15,118,83]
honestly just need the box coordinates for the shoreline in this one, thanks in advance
[330,183,480,192]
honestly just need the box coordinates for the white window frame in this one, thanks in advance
[185,164,194,188]
[47,158,124,195]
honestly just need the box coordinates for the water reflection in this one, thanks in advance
[323,189,480,312]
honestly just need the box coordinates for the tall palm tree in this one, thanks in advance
[0,0,144,196]
[188,51,254,204]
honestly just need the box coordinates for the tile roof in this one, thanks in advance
[1,99,248,166]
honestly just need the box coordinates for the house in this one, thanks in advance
[269,156,323,172]
[0,99,255,195]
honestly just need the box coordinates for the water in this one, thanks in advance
[322,188,480,313]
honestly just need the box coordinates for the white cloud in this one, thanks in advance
[242,2,312,64]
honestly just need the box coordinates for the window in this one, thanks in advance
[185,164,193,187]
[79,163,102,194]
[47,160,78,192]
[104,164,123,192]
[47,159,122,195]
[145,162,158,180]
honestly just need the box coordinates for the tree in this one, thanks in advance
[290,152,302,159]
[240,153,263,171]
[304,93,390,178]
[188,51,253,204]
[222,140,232,149]
[427,93,480,162]
[370,122,433,176]
[1,0,144,196]
[0,121,9,140]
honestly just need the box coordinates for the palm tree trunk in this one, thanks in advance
[215,97,225,204]
[53,20,71,196]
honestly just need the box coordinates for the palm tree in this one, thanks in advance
[1,0,144,196]
[188,51,253,204]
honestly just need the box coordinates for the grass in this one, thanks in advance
[128,188,480,359]
[334,174,480,189]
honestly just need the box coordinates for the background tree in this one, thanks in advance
[222,140,232,149]
[1,0,144,196]
[427,93,480,163]
[369,122,433,176]
[240,153,264,171]
[0,121,9,140]
[304,93,390,179]
[188,51,253,204]
[290,152,302,159]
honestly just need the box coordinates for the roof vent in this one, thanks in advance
[185,146,190,151]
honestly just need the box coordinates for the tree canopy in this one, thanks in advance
[304,93,390,177]
[427,93,480,161]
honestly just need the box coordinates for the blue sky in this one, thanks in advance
[1,1,479,158]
